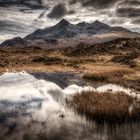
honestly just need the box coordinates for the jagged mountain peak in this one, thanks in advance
[91,20,110,27]
[94,20,103,24]
[77,21,87,26]
[55,19,71,28]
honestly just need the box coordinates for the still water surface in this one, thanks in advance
[0,72,139,140]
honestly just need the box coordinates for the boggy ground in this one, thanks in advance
[67,91,140,124]
[0,37,139,91]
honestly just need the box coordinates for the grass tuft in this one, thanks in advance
[67,91,140,124]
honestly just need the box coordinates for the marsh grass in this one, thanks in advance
[83,67,140,91]
[83,69,132,83]
[68,91,140,124]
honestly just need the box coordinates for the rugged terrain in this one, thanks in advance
[0,19,140,92]
[0,37,139,91]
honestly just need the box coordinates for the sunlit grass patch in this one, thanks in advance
[83,67,132,83]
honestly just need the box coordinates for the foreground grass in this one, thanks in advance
[68,91,140,124]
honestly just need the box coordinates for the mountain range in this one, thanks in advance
[0,19,139,48]
[25,19,130,40]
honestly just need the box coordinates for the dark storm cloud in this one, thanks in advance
[116,7,140,18]
[47,3,67,19]
[47,2,75,19]
[67,10,76,15]
[69,0,120,9]
[115,0,140,25]
[118,0,140,6]
[0,0,44,9]
[0,0,42,4]
[131,19,140,24]
[114,0,140,30]
[0,20,28,33]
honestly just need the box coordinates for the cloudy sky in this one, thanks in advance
[0,0,139,42]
